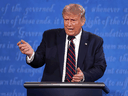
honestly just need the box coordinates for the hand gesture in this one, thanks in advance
[71,67,84,82]
[17,40,33,58]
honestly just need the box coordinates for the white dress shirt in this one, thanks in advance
[62,29,82,82]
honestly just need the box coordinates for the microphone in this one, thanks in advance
[68,36,75,40]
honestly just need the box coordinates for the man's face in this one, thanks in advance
[63,13,85,36]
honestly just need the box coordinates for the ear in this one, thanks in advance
[81,17,86,26]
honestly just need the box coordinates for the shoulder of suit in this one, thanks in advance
[44,28,64,34]
[83,30,103,40]
[42,28,64,40]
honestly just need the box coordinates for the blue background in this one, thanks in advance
[0,0,128,95]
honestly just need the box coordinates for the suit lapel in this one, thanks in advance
[77,30,89,68]
[57,29,66,74]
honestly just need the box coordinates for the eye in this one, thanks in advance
[71,19,76,21]
[65,19,69,21]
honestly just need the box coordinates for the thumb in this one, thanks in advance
[77,67,81,72]
[21,40,27,44]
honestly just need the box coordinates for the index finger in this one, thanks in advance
[77,67,81,72]
[21,40,27,44]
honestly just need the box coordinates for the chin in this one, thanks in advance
[66,31,74,36]
[67,33,74,36]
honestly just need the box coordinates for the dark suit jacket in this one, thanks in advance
[27,28,107,82]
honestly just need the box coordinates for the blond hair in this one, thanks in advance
[62,4,85,19]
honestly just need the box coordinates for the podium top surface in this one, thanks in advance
[24,82,109,93]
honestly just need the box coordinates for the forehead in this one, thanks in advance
[63,13,80,19]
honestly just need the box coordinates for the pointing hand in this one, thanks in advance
[17,40,33,58]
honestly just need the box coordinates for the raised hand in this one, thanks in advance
[17,40,33,58]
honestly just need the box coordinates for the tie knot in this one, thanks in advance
[68,36,75,40]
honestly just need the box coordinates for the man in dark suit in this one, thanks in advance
[17,4,107,82]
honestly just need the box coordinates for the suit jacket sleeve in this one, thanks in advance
[26,31,47,68]
[82,34,107,82]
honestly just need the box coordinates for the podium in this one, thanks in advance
[24,82,109,96]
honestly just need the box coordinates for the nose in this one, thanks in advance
[68,20,72,26]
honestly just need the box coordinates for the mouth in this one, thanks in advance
[67,28,74,31]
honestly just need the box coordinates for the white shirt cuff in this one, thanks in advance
[82,75,85,82]
[80,74,85,82]
[26,52,35,63]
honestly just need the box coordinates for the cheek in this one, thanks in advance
[72,22,80,27]
[72,22,77,25]
[64,21,67,26]
[64,20,70,25]
[64,23,68,27]
[74,25,81,29]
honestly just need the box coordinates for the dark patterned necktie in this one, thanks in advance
[66,36,76,82]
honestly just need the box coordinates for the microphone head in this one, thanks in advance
[68,36,75,40]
